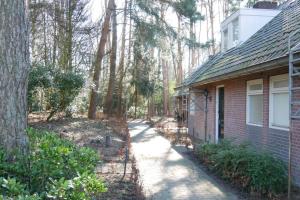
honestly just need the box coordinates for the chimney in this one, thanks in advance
[253,1,278,9]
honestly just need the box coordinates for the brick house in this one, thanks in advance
[181,1,300,185]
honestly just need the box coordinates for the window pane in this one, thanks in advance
[273,79,288,88]
[273,92,289,127]
[223,29,228,50]
[190,94,195,115]
[249,84,262,91]
[232,18,239,44]
[249,94,263,125]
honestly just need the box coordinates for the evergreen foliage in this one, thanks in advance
[0,128,106,199]
[28,65,84,120]
[196,141,288,197]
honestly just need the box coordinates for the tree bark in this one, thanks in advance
[116,0,128,116]
[190,20,195,73]
[0,0,30,154]
[208,0,216,55]
[162,60,169,116]
[88,0,114,119]
[67,0,73,71]
[104,1,117,116]
[204,2,211,56]
[177,14,183,86]
[42,0,48,66]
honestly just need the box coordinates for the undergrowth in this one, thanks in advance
[0,128,107,199]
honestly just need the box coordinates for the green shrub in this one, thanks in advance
[28,65,54,112]
[195,140,233,164]
[246,153,287,195]
[47,70,84,120]
[46,172,107,200]
[195,140,288,197]
[0,128,106,199]
[0,177,41,200]
[28,65,84,120]
[27,128,100,193]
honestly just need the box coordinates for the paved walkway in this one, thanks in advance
[129,119,238,200]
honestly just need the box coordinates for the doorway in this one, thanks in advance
[216,86,224,143]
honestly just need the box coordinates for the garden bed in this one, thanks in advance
[29,113,145,200]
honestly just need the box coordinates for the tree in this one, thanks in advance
[88,0,114,119]
[177,13,183,85]
[173,0,204,72]
[116,0,129,116]
[104,1,117,116]
[0,0,30,154]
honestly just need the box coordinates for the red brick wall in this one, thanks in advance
[291,76,300,185]
[223,78,247,144]
[188,86,216,142]
[188,67,300,185]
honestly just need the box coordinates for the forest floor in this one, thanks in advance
[29,113,144,200]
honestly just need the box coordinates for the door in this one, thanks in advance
[218,87,224,140]
[216,86,224,143]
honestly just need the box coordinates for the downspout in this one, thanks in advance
[204,89,209,142]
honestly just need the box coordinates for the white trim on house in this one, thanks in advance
[269,74,289,131]
[215,85,224,144]
[246,79,263,127]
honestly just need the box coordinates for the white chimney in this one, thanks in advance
[221,1,281,52]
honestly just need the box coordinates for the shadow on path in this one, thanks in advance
[128,119,239,200]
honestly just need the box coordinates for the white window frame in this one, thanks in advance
[269,74,289,131]
[246,79,263,127]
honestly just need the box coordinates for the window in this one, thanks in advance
[247,79,263,126]
[232,18,239,45]
[223,28,228,51]
[269,74,289,130]
[190,93,195,115]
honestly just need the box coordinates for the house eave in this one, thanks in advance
[189,55,288,88]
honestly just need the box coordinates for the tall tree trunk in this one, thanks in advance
[205,2,211,56]
[42,0,48,66]
[197,1,204,66]
[66,0,74,71]
[177,14,183,86]
[190,20,195,73]
[208,0,216,54]
[0,0,30,154]
[88,0,114,119]
[104,2,117,116]
[162,60,169,116]
[116,0,128,116]
[30,0,37,62]
[52,0,59,65]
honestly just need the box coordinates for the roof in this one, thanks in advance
[184,0,300,87]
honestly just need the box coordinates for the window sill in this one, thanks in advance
[269,125,289,132]
[246,123,263,127]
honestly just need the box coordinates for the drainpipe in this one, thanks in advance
[204,89,209,143]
